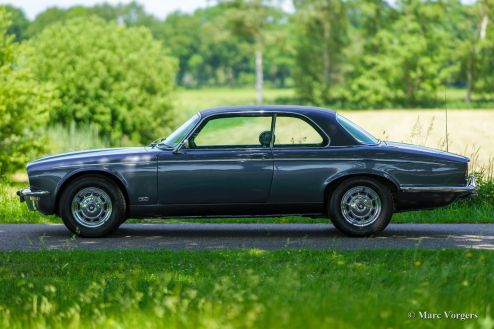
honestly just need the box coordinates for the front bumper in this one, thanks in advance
[16,188,50,211]
[400,175,478,195]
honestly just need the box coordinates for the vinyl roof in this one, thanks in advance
[199,105,336,117]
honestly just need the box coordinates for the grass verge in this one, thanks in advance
[0,249,492,329]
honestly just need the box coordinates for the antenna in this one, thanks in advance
[444,86,449,152]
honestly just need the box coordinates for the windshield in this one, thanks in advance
[336,114,379,145]
[158,114,200,148]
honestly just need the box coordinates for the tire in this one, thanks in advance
[328,177,393,237]
[59,175,126,237]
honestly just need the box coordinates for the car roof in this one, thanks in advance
[196,105,359,146]
[199,105,336,117]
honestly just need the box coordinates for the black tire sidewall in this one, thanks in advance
[59,175,126,237]
[329,178,393,237]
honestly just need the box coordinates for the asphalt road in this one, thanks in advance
[0,223,493,250]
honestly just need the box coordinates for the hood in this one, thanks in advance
[28,147,155,170]
[384,141,469,163]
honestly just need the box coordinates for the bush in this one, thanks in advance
[26,16,177,145]
[0,8,59,175]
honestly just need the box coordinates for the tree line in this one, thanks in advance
[1,0,494,174]
[3,0,494,107]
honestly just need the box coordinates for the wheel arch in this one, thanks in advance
[324,172,399,209]
[54,169,130,216]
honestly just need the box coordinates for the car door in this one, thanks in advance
[158,114,274,204]
[269,114,332,204]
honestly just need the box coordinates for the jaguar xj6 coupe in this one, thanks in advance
[18,105,477,237]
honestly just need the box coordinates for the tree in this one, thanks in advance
[457,0,494,101]
[0,5,30,41]
[27,2,159,37]
[155,11,203,85]
[347,0,455,107]
[293,0,348,105]
[26,16,177,144]
[219,0,284,104]
[0,8,59,175]
[25,2,294,89]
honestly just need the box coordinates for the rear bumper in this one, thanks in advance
[16,188,50,211]
[400,175,478,196]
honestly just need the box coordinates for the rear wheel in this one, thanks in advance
[59,175,126,237]
[328,177,393,237]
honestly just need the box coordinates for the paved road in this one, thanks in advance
[0,223,493,250]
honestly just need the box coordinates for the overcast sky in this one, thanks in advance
[0,0,294,20]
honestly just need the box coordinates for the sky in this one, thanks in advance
[0,0,294,20]
[0,0,214,20]
[0,0,476,20]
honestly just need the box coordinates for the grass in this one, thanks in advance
[341,109,494,169]
[0,249,493,329]
[45,123,110,155]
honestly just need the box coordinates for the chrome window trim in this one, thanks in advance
[173,109,332,152]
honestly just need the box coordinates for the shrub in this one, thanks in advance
[0,8,59,175]
[26,16,177,145]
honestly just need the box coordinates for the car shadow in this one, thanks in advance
[115,223,339,238]
[3,223,494,250]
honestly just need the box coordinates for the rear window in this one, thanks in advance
[336,114,378,145]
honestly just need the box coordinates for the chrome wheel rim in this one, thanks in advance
[71,187,112,228]
[340,186,381,227]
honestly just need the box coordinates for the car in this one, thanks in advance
[17,105,477,237]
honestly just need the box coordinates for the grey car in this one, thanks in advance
[17,105,477,237]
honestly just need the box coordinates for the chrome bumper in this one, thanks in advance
[16,188,50,211]
[401,175,478,195]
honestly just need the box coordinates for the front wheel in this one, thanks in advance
[59,175,126,237]
[328,177,393,237]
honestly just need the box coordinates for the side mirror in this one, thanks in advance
[173,139,189,154]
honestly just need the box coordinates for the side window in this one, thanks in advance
[192,115,273,148]
[274,116,325,147]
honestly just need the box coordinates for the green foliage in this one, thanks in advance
[26,16,177,144]
[0,8,59,175]
[468,0,494,97]
[5,0,494,105]
[293,0,348,105]
[26,2,159,37]
[0,249,493,328]
[155,4,292,88]
[347,0,457,107]
[0,5,29,41]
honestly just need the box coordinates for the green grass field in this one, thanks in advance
[0,249,492,329]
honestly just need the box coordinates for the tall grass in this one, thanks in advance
[0,182,55,223]
[44,123,111,156]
